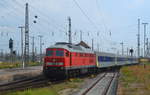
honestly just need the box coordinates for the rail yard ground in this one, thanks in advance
[2,77,85,95]
[117,63,150,95]
[2,72,115,95]
[2,64,148,95]
[2,70,119,95]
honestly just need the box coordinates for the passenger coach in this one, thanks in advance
[95,52,138,68]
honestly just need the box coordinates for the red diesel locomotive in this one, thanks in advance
[43,42,96,79]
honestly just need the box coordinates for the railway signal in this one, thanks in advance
[9,38,13,50]
[35,15,38,18]
[9,38,13,64]
[130,49,134,57]
[33,20,36,23]
[13,51,16,55]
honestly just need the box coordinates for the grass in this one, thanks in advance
[0,62,21,69]
[28,62,43,66]
[0,62,43,69]
[3,78,84,95]
[5,88,59,95]
[118,63,150,95]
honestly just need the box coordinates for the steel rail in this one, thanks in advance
[81,70,119,95]
[101,72,118,95]
[0,74,44,87]
[0,75,48,93]
[81,73,107,95]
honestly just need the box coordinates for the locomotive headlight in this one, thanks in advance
[57,62,63,65]
[47,62,53,65]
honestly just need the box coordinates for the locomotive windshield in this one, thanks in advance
[56,50,64,56]
[46,50,53,56]
[46,49,64,57]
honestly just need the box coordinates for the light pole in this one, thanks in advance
[111,47,117,64]
[0,49,3,61]
[38,35,43,63]
[31,36,35,62]
[18,26,25,69]
[80,30,82,41]
[92,39,94,50]
[142,23,148,57]
[120,42,124,55]
[137,19,140,58]
[68,17,72,44]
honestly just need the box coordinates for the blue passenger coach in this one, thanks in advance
[95,51,138,68]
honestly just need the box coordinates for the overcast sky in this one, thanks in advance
[0,0,150,55]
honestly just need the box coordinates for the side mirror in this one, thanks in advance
[66,52,69,57]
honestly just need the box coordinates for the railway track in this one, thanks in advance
[101,72,118,95]
[0,69,119,95]
[0,74,50,93]
[81,70,119,95]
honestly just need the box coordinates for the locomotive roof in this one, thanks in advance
[48,43,94,53]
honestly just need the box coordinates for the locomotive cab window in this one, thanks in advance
[56,50,64,56]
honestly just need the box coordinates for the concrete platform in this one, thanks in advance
[0,66,43,84]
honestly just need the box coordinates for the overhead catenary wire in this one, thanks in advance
[95,0,109,33]
[13,0,67,33]
[1,0,65,39]
[0,0,137,54]
[12,0,101,45]
[72,0,118,50]
[0,0,106,52]
[72,0,99,30]
[0,0,24,22]
[6,0,68,44]
[17,1,69,47]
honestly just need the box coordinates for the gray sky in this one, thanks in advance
[0,0,149,55]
